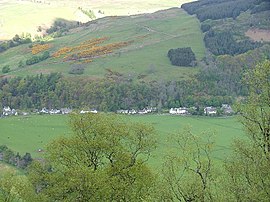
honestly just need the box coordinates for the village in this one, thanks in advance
[1,104,234,117]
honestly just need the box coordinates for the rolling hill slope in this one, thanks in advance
[0,8,205,81]
[0,0,194,40]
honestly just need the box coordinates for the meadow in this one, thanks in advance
[0,0,194,40]
[0,114,245,168]
[0,8,204,81]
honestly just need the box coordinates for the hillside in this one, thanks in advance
[0,0,194,40]
[0,0,269,111]
[0,8,205,81]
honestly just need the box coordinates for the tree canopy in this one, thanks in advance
[167,47,196,67]
[27,113,157,201]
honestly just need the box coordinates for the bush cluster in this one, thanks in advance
[167,47,196,67]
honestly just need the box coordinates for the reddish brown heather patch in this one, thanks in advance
[245,29,270,42]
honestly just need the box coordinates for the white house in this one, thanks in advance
[169,107,188,115]
[204,107,217,115]
[61,108,72,114]
[40,108,49,114]
[49,109,61,114]
[117,110,129,114]
[2,106,17,116]
[80,109,98,114]
[80,110,90,114]
[90,109,98,114]
[128,109,137,114]
[221,104,234,114]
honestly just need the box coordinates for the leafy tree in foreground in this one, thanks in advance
[235,60,270,157]
[224,60,270,201]
[162,128,219,202]
[0,169,38,202]
[28,113,157,201]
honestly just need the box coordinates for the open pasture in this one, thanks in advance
[0,114,245,168]
[1,8,204,81]
[0,0,194,40]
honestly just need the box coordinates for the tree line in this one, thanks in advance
[0,72,233,113]
[0,60,270,201]
[181,0,266,22]
[0,33,32,53]
[204,30,262,56]
[2,43,269,112]
[0,145,33,169]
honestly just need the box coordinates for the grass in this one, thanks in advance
[0,114,245,168]
[0,8,205,81]
[0,115,70,158]
[0,1,79,40]
[0,0,194,40]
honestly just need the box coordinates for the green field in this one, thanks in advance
[0,0,194,40]
[0,7,204,81]
[0,114,245,168]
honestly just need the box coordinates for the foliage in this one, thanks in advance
[251,1,270,14]
[25,51,50,65]
[0,33,32,53]
[0,169,39,202]
[235,60,270,156]
[0,72,234,111]
[162,128,218,201]
[31,43,52,55]
[224,60,270,201]
[182,0,264,22]
[2,65,10,74]
[27,113,157,201]
[167,47,196,67]
[78,7,96,19]
[52,37,131,64]
[45,20,77,37]
[197,44,270,98]
[0,145,33,169]
[224,140,270,201]
[18,60,25,68]
[200,23,211,33]
[68,64,85,75]
[204,30,262,56]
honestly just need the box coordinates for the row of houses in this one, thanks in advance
[1,107,74,117]
[169,104,234,116]
[2,104,233,117]
[39,108,73,115]
[117,107,156,115]
[39,108,100,115]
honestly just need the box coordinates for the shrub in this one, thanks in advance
[68,64,85,75]
[2,65,10,73]
[201,23,211,32]
[18,60,25,68]
[167,47,196,67]
[26,51,50,65]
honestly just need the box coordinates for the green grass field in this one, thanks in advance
[0,8,204,81]
[0,114,245,168]
[0,0,194,40]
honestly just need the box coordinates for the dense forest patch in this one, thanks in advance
[181,0,268,22]
[167,47,196,66]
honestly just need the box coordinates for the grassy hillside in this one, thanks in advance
[0,0,194,40]
[0,114,245,168]
[0,8,205,81]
